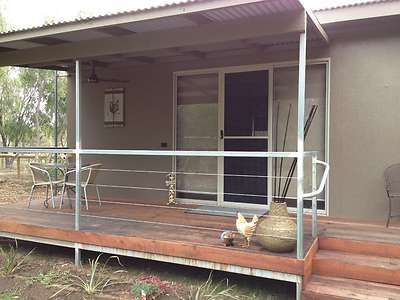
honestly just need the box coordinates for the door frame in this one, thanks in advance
[173,58,331,215]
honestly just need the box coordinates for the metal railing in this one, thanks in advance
[0,147,329,260]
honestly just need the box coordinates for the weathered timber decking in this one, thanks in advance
[1,197,400,299]
[0,198,312,279]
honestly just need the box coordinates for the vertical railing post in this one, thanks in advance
[16,155,21,178]
[54,71,58,178]
[311,154,317,238]
[75,60,82,266]
[296,27,307,259]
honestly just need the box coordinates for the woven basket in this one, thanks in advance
[256,202,296,253]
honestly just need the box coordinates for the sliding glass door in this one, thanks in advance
[175,73,219,202]
[174,62,328,211]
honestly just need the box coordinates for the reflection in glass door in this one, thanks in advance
[176,73,219,201]
[223,70,269,205]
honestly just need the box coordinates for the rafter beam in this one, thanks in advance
[95,26,135,36]
[0,11,305,66]
[127,56,156,64]
[18,64,69,71]
[185,13,213,25]
[26,36,66,45]
[174,48,207,59]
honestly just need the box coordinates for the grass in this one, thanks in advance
[0,241,34,276]
[0,290,21,300]
[181,272,241,300]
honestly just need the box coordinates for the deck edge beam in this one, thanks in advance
[0,230,301,283]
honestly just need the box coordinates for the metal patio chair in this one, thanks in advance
[60,163,102,210]
[28,163,64,208]
[384,163,400,227]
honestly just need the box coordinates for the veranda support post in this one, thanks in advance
[75,60,82,266]
[296,13,307,299]
[296,30,307,260]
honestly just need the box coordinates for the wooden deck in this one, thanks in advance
[1,198,400,299]
[0,198,313,280]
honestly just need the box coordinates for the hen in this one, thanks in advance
[236,212,258,247]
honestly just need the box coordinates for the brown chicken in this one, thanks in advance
[236,212,258,247]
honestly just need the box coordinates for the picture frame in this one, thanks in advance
[104,88,125,127]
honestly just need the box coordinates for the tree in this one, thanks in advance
[0,67,63,147]
[0,11,68,159]
[0,67,34,148]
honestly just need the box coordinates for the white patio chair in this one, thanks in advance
[384,163,400,227]
[60,163,102,210]
[28,163,64,208]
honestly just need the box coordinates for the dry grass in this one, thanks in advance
[0,241,34,276]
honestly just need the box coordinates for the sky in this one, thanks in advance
[0,0,372,31]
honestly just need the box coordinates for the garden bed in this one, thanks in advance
[0,240,294,300]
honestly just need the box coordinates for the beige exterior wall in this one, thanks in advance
[67,25,400,221]
[328,29,400,220]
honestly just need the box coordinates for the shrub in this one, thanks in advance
[131,282,161,300]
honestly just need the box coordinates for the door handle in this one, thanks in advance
[220,130,224,140]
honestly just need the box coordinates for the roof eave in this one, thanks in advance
[0,0,279,44]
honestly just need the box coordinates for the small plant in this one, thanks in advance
[0,241,34,275]
[72,254,123,294]
[182,272,240,300]
[31,268,71,287]
[50,254,124,298]
[131,274,171,299]
[131,282,161,300]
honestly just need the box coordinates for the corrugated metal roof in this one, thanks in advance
[0,0,397,36]
[202,0,301,21]
[0,0,203,35]
[0,0,305,36]
[313,0,394,11]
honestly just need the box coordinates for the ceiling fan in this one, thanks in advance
[84,61,129,84]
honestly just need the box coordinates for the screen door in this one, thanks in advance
[222,70,269,205]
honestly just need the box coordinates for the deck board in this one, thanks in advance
[304,275,400,300]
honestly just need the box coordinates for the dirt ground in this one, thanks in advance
[0,240,295,300]
[0,170,33,205]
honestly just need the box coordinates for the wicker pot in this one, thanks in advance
[256,201,296,253]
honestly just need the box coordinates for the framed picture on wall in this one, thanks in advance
[104,88,125,127]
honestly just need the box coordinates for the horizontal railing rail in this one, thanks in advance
[0,147,73,154]
[0,147,319,158]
